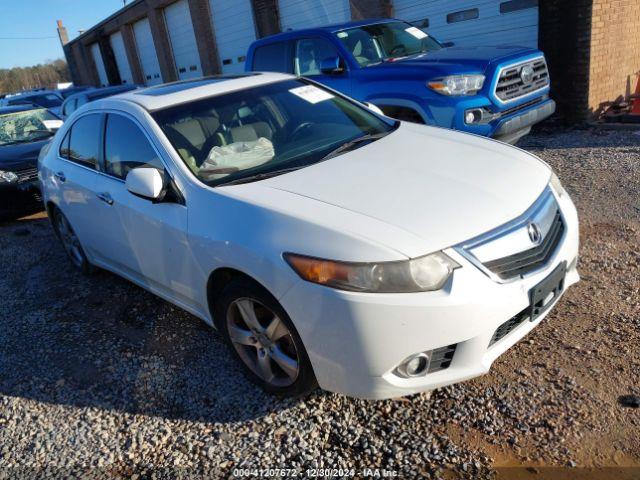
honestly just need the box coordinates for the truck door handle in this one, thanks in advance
[96,192,114,205]
[54,171,66,182]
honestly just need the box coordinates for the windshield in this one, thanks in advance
[0,108,60,146]
[336,21,443,67]
[152,79,396,187]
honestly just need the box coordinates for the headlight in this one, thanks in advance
[0,170,18,183]
[428,74,485,96]
[549,172,569,198]
[284,252,459,293]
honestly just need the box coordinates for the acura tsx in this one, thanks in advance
[39,73,579,399]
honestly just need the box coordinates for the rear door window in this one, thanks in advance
[294,38,341,76]
[103,114,164,179]
[252,42,292,73]
[66,113,102,169]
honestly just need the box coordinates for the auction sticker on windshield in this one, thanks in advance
[405,26,428,39]
[289,85,334,104]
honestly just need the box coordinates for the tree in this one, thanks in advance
[0,59,71,96]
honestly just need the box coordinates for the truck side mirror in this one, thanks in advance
[320,57,344,75]
[442,41,455,48]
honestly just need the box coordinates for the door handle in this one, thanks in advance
[96,192,114,205]
[54,171,66,182]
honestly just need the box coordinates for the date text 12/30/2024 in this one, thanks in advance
[232,468,398,477]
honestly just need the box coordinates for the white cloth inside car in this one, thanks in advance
[199,137,275,181]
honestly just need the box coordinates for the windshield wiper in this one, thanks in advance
[218,166,304,186]
[321,131,390,161]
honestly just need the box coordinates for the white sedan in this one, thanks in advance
[39,73,579,399]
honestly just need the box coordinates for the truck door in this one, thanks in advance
[293,37,352,97]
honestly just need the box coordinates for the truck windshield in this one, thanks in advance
[152,79,396,187]
[336,21,443,67]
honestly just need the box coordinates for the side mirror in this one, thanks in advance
[320,56,344,75]
[442,41,455,48]
[126,167,166,201]
[365,102,384,116]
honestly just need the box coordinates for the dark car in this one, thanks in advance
[1,91,64,117]
[0,105,62,220]
[58,86,93,99]
[60,84,139,119]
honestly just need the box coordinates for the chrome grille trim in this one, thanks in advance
[16,167,39,184]
[454,188,566,283]
[494,56,550,103]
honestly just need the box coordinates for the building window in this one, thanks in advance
[447,8,479,24]
[411,18,429,29]
[500,0,538,13]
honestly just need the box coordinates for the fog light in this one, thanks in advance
[464,109,483,124]
[397,353,431,378]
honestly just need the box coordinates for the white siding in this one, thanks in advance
[209,0,256,73]
[393,0,539,48]
[110,31,134,85]
[133,17,163,85]
[279,0,351,32]
[90,43,108,87]
[164,0,202,80]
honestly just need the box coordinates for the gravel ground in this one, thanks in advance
[0,128,638,479]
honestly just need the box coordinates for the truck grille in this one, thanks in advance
[495,57,549,102]
[16,167,39,184]
[483,209,565,279]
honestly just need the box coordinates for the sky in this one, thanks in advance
[0,0,127,69]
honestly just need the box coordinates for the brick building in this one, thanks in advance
[61,0,640,122]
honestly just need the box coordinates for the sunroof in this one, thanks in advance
[138,74,260,96]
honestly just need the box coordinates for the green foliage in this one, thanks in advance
[0,59,70,95]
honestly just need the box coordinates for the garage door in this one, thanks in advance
[393,0,539,48]
[110,31,134,85]
[90,43,108,87]
[164,0,202,80]
[133,17,163,85]
[209,0,256,74]
[279,0,351,32]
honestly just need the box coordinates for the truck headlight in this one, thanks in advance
[428,74,485,96]
[284,252,459,293]
[0,170,18,183]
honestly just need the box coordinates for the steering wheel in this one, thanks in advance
[289,122,315,142]
[389,44,407,56]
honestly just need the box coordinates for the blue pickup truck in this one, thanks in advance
[246,18,555,144]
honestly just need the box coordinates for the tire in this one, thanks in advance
[216,277,317,397]
[52,207,93,275]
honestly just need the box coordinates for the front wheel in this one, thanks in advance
[216,278,317,397]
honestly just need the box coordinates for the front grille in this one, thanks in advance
[495,58,549,102]
[15,167,38,184]
[489,308,529,347]
[484,209,565,280]
[427,344,457,373]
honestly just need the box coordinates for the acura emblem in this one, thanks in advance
[520,65,535,85]
[527,222,542,245]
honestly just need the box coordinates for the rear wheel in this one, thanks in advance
[216,278,317,397]
[52,207,93,274]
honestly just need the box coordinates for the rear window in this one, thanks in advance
[252,43,292,73]
[66,114,101,169]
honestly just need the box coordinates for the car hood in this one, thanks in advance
[371,45,538,73]
[0,138,51,170]
[259,123,551,256]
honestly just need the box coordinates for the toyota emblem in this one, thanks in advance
[520,65,535,85]
[527,222,542,245]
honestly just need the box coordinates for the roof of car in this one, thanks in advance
[0,104,44,115]
[111,72,294,111]
[251,18,396,44]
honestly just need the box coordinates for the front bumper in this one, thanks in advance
[0,180,42,218]
[279,190,579,399]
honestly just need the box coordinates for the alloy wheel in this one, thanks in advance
[226,297,300,387]
[56,213,84,268]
